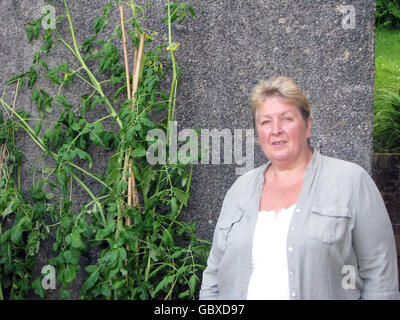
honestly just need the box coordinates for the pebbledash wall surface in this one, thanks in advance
[0,0,387,299]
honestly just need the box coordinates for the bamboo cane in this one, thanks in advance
[132,33,145,100]
[119,5,131,101]
[123,36,145,268]
[127,31,146,273]
[126,32,145,222]
[132,27,138,110]
[117,5,146,284]
[115,5,132,244]
[115,6,134,288]
[115,152,130,240]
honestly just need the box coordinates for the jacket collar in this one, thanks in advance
[257,147,321,186]
[237,148,321,215]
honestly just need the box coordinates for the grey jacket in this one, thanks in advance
[199,150,400,300]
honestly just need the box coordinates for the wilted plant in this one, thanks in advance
[0,0,210,300]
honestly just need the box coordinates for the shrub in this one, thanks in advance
[373,85,400,152]
[376,0,400,29]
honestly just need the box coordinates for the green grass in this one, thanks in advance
[374,27,400,153]
[375,27,400,98]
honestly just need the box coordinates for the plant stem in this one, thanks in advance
[57,66,85,95]
[0,98,42,149]
[72,173,106,226]
[166,0,178,140]
[0,98,111,191]
[144,242,151,282]
[63,0,122,129]
[168,164,193,229]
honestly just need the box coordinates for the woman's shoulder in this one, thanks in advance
[225,164,267,197]
[236,163,267,181]
[319,152,369,179]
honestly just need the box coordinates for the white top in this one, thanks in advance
[246,203,296,300]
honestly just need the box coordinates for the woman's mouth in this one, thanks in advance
[271,141,287,145]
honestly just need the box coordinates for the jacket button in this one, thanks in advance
[292,291,297,297]
[288,246,293,252]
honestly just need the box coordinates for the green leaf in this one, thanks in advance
[162,228,174,248]
[85,265,98,273]
[93,121,104,134]
[82,267,99,291]
[45,192,54,200]
[91,95,104,110]
[178,289,190,299]
[95,220,115,240]
[32,277,46,299]
[118,247,127,261]
[70,227,86,250]
[11,216,31,244]
[154,274,175,296]
[89,131,104,147]
[149,245,161,262]
[2,196,18,219]
[34,121,42,136]
[131,146,146,158]
[101,283,111,296]
[25,16,43,43]
[81,35,97,52]
[170,197,178,214]
[64,249,81,265]
[111,280,125,290]
[71,122,80,131]
[99,249,118,267]
[188,274,198,294]
[174,188,189,206]
[27,67,39,88]
[63,265,77,283]
[60,288,71,299]
[94,16,108,33]
[70,148,93,168]
[187,4,196,19]
[56,95,74,109]
[26,230,40,256]
[0,230,11,244]
[60,215,73,230]
[141,170,156,198]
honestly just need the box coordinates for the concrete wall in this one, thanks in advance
[0,0,376,298]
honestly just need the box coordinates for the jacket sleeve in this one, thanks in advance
[352,169,400,300]
[199,190,232,300]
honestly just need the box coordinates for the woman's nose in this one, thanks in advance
[271,121,282,135]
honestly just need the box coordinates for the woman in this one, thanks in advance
[199,76,400,300]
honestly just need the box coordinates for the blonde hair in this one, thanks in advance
[250,76,312,123]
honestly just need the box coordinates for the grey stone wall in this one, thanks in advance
[1,0,376,298]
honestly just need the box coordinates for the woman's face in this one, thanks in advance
[255,96,311,165]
